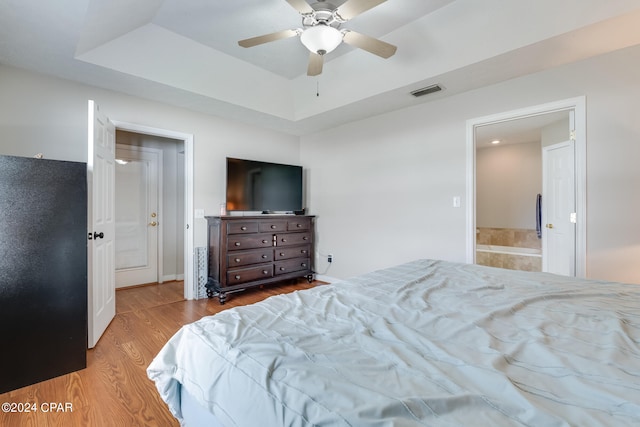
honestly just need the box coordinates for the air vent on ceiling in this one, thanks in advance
[410,84,443,97]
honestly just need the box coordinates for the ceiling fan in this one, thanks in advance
[238,0,397,76]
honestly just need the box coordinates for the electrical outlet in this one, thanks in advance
[327,254,333,263]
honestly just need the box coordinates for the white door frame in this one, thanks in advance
[465,96,587,277]
[112,120,195,299]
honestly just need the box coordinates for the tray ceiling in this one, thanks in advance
[2,0,640,135]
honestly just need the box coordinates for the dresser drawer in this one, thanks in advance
[227,233,273,250]
[227,221,258,234]
[275,245,311,261]
[276,232,311,247]
[227,265,273,285]
[287,218,310,231]
[258,220,287,232]
[275,258,311,276]
[227,249,273,267]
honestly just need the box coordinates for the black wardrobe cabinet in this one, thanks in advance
[0,154,88,394]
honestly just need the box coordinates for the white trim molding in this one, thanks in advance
[466,96,587,278]
[111,120,196,299]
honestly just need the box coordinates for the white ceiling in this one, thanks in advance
[2,0,640,135]
[475,111,570,148]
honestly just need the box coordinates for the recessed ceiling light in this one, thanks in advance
[491,139,501,145]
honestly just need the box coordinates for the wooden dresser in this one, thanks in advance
[206,215,314,304]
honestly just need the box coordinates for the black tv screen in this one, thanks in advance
[226,158,303,213]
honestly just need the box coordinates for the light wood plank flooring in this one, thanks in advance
[0,280,316,427]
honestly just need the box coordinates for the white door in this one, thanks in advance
[542,140,576,276]
[87,100,116,348]
[115,145,160,288]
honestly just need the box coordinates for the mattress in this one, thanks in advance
[148,259,640,426]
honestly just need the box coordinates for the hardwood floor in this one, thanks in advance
[0,279,317,427]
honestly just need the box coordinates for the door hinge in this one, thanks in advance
[569,130,576,141]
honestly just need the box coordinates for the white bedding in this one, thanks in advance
[148,259,640,426]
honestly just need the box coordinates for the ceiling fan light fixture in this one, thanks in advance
[300,25,343,55]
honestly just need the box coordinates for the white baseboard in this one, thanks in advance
[315,274,340,284]
[162,274,185,282]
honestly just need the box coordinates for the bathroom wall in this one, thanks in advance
[476,139,542,271]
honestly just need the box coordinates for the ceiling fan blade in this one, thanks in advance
[342,30,397,58]
[238,29,299,48]
[307,52,324,76]
[285,0,314,14]
[336,0,387,21]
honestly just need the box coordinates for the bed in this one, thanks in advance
[147,259,640,426]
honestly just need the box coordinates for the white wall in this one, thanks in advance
[0,64,301,250]
[301,44,640,285]
[3,43,640,286]
[476,141,542,230]
[541,118,571,147]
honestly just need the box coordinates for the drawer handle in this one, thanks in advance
[301,263,307,268]
[279,252,285,257]
[270,224,277,229]
[234,242,241,247]
[262,239,268,244]
[262,270,269,275]
[262,254,268,259]
[296,223,302,228]
[279,267,286,271]
[234,258,241,263]
[241,226,247,231]
[301,250,307,254]
[303,236,308,241]
[234,275,241,280]
[281,239,287,243]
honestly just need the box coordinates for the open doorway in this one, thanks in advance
[112,121,194,299]
[474,111,569,273]
[115,131,184,288]
[466,97,587,278]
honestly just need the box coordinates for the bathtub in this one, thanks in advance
[476,244,541,272]
[476,244,541,257]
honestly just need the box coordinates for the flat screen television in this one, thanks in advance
[226,157,303,213]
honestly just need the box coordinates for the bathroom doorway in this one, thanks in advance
[466,97,586,277]
[474,111,569,272]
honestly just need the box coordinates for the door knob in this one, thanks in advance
[151,212,157,218]
[93,231,104,239]
[546,223,554,229]
[149,221,158,227]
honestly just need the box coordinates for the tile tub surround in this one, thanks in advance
[476,228,541,272]
[476,227,541,249]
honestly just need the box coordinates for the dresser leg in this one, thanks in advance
[218,292,227,305]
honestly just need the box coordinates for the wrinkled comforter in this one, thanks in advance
[148,259,640,426]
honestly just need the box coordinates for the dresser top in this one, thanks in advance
[206,215,314,220]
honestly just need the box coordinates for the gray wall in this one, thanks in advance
[3,43,640,286]
[0,64,301,253]
[301,45,640,285]
[476,141,542,230]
